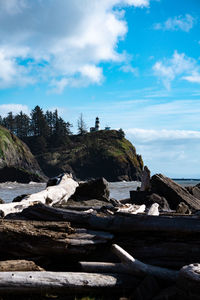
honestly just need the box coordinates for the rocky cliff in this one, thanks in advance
[36,130,143,182]
[0,126,45,183]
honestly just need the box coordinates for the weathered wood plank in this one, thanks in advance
[0,271,139,294]
[0,220,113,259]
[17,203,200,234]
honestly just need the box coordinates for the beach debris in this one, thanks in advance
[147,203,159,216]
[117,204,146,214]
[0,173,78,216]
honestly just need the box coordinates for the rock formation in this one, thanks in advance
[0,126,46,183]
[36,130,144,182]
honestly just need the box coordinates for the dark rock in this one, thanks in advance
[72,177,110,202]
[146,193,170,211]
[140,165,151,191]
[151,174,200,210]
[0,198,4,204]
[130,191,151,205]
[177,202,191,214]
[0,167,45,184]
[12,194,28,203]
[46,173,65,187]
[0,126,46,183]
[186,186,200,200]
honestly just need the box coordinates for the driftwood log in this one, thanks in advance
[80,244,178,282]
[17,203,200,233]
[14,203,200,268]
[0,173,78,217]
[0,271,139,295]
[0,220,113,259]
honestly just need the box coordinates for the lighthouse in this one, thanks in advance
[90,117,100,132]
[95,117,100,131]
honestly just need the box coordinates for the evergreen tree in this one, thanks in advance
[45,110,54,136]
[15,111,30,138]
[3,112,15,132]
[77,113,87,135]
[118,128,125,138]
[30,106,50,138]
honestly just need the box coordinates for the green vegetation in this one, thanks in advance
[0,125,44,182]
[37,129,143,181]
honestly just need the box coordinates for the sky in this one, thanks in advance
[0,0,200,178]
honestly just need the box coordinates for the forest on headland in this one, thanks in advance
[0,105,125,155]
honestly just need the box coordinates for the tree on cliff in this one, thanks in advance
[15,111,30,138]
[77,113,87,135]
[2,112,15,133]
[30,106,50,138]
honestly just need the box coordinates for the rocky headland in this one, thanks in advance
[0,126,46,183]
[36,129,144,182]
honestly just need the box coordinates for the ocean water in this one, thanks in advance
[0,179,199,203]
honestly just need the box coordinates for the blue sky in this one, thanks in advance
[0,0,200,178]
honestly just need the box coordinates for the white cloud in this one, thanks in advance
[126,128,200,143]
[153,51,200,89]
[0,104,29,117]
[120,64,138,75]
[183,72,200,84]
[0,0,149,92]
[125,128,200,177]
[154,14,195,32]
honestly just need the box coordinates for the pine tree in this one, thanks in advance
[30,106,50,138]
[3,112,15,133]
[77,113,87,135]
[15,111,30,138]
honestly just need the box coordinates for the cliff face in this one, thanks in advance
[37,130,143,182]
[0,126,45,183]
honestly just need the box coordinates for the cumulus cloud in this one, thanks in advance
[125,128,200,177]
[153,51,200,89]
[0,104,29,117]
[0,0,149,92]
[154,14,195,32]
[126,128,200,143]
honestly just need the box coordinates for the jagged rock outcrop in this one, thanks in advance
[151,174,200,210]
[0,126,46,183]
[36,130,144,182]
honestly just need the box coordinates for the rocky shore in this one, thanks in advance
[0,170,199,299]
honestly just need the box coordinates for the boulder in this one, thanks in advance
[186,186,200,201]
[151,174,200,210]
[140,165,151,191]
[177,202,191,215]
[129,191,170,211]
[0,198,4,204]
[12,194,28,203]
[72,177,110,202]
[147,193,170,211]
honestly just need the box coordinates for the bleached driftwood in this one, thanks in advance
[0,173,78,217]
[0,271,138,294]
[111,244,178,281]
[147,203,159,216]
[80,261,133,274]
[117,204,146,214]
